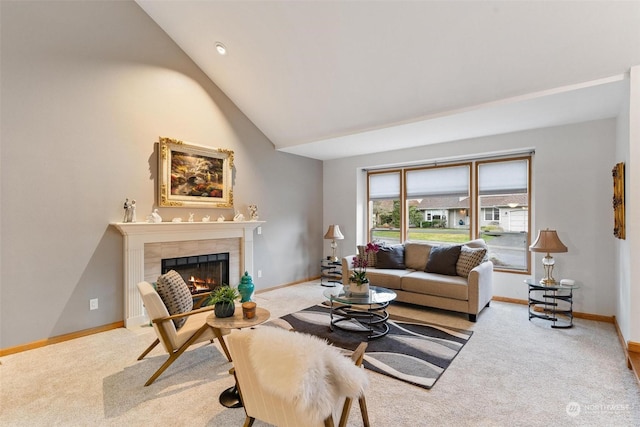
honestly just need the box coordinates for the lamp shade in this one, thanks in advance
[323,225,344,240]
[529,229,567,253]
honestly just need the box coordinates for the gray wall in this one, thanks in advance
[324,120,617,317]
[0,1,322,349]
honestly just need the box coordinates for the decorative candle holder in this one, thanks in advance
[242,301,257,319]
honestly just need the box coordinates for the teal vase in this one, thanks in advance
[238,271,255,303]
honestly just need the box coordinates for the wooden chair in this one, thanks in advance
[227,327,370,427]
[136,281,231,386]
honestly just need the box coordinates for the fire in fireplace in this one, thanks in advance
[161,252,230,294]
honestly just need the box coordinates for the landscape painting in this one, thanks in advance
[158,137,234,208]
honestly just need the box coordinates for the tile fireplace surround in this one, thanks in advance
[113,221,263,328]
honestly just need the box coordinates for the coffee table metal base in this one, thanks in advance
[329,302,391,340]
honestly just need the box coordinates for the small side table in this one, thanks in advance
[320,259,342,287]
[207,306,271,408]
[526,279,579,329]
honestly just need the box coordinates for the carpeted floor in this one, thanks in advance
[269,303,472,389]
[1,281,638,426]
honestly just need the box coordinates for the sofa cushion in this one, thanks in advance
[360,268,410,290]
[156,270,193,329]
[375,244,405,269]
[425,245,462,276]
[456,246,488,278]
[404,242,432,270]
[401,271,469,300]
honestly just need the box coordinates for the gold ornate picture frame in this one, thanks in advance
[158,137,234,208]
[612,162,625,239]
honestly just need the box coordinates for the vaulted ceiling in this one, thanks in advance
[136,1,640,160]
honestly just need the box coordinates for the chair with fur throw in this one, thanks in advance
[227,326,370,427]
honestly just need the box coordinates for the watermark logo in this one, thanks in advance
[566,401,630,418]
[566,402,581,417]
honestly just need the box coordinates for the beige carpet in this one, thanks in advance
[1,281,638,426]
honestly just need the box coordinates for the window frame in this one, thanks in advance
[366,155,532,274]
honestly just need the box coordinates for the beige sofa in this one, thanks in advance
[341,239,493,322]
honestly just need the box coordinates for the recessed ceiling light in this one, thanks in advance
[215,42,227,56]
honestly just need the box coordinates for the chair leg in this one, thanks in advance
[137,338,160,360]
[243,417,255,427]
[338,397,353,427]
[144,325,209,386]
[324,417,335,427]
[358,395,370,427]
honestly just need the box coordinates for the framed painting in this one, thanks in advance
[158,137,234,208]
[612,162,625,240]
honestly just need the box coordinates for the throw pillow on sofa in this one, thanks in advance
[404,242,432,270]
[463,238,490,262]
[156,269,193,329]
[456,245,487,278]
[376,244,406,269]
[425,245,462,276]
[357,244,378,268]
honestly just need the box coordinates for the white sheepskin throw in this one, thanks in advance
[248,326,368,425]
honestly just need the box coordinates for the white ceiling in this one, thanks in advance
[136,1,639,160]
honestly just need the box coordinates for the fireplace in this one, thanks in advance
[162,252,229,294]
[112,220,263,329]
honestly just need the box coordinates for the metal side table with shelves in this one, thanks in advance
[526,279,579,329]
[320,258,342,287]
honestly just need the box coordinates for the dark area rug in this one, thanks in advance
[265,303,472,389]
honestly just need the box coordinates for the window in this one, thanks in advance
[405,165,470,245]
[477,158,530,271]
[368,171,401,245]
[484,208,500,221]
[366,155,531,273]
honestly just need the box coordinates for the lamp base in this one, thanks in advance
[539,278,557,286]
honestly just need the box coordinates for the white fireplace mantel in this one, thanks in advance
[112,221,264,328]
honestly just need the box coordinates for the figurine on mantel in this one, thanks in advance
[188,213,195,222]
[233,211,245,222]
[130,200,137,223]
[217,214,225,222]
[248,204,259,221]
[150,209,162,223]
[122,198,136,223]
[202,215,211,222]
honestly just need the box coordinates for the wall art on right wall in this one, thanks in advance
[612,162,625,240]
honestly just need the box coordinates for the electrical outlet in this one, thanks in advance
[258,270,262,278]
[257,226,262,235]
[90,298,99,310]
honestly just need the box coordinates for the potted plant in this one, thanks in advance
[206,285,240,318]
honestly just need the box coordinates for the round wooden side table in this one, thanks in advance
[206,306,271,408]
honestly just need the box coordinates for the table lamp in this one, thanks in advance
[324,225,344,262]
[529,229,568,285]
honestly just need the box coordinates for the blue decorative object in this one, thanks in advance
[238,271,255,303]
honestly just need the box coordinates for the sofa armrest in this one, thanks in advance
[467,260,494,314]
[342,255,357,285]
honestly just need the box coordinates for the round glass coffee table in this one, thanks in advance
[323,285,397,340]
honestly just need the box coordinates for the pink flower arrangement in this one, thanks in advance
[350,242,380,285]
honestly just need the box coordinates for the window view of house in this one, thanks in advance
[367,156,530,273]
[478,158,530,271]
[405,164,471,245]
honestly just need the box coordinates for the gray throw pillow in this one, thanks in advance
[156,270,193,329]
[425,245,462,276]
[375,244,406,269]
